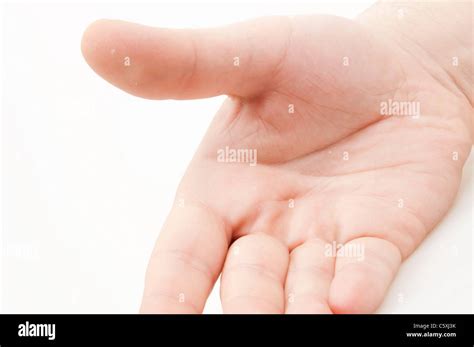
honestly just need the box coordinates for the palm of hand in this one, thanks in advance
[82,15,471,313]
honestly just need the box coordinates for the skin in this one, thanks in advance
[81,1,473,313]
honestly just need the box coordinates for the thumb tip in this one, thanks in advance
[81,19,116,65]
[80,19,142,95]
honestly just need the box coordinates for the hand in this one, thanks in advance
[81,1,473,313]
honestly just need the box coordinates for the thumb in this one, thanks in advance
[81,17,292,100]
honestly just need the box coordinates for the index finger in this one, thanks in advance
[140,200,230,313]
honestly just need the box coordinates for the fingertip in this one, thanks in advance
[81,19,147,97]
[328,238,402,314]
[328,272,378,314]
[81,19,118,82]
[81,19,113,66]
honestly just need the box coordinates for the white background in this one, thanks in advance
[1,1,472,313]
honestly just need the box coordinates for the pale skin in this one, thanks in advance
[81,1,473,313]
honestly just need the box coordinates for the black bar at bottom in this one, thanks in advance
[0,314,472,346]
